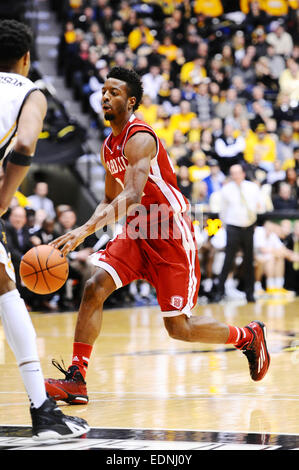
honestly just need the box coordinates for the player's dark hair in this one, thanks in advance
[0,19,33,66]
[107,66,143,111]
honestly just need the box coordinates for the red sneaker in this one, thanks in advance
[45,360,89,405]
[240,321,270,381]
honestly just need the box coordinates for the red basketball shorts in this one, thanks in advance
[89,212,201,317]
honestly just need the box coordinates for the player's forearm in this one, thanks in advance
[0,161,30,216]
[82,189,140,237]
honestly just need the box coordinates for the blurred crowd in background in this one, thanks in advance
[2,0,299,310]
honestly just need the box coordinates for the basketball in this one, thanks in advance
[20,245,69,295]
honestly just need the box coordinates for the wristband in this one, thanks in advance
[7,149,32,166]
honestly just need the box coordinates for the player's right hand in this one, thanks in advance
[50,226,88,256]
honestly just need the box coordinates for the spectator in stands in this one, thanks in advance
[192,180,209,209]
[162,87,182,116]
[137,94,158,126]
[141,64,164,102]
[254,221,299,296]
[177,166,193,201]
[266,44,286,80]
[266,22,293,57]
[273,93,296,127]
[186,117,201,145]
[199,129,217,160]
[5,206,37,307]
[153,110,174,148]
[213,164,262,303]
[180,54,207,85]
[128,18,155,52]
[266,159,286,186]
[169,130,191,167]
[232,52,256,87]
[194,80,214,124]
[293,146,299,175]
[215,88,238,121]
[215,123,245,174]
[169,100,196,135]
[277,126,296,165]
[27,181,56,219]
[188,151,211,183]
[203,159,225,198]
[243,0,268,33]
[244,123,277,171]
[279,57,299,102]
[182,24,201,62]
[55,209,95,309]
[33,218,60,246]
[249,85,273,120]
[272,182,298,211]
[284,167,299,200]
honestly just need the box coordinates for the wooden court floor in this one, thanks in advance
[1,296,299,450]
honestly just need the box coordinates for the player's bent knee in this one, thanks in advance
[83,269,115,304]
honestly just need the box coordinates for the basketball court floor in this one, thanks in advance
[1,295,299,451]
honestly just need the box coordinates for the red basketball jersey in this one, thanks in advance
[102,114,189,214]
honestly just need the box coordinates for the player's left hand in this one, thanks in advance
[50,227,88,256]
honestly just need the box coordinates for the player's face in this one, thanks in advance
[101,78,134,121]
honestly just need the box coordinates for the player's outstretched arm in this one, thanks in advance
[0,90,47,216]
[51,131,156,255]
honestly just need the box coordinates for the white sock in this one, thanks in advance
[255,281,262,291]
[0,289,47,409]
[266,278,275,289]
[275,277,284,289]
[19,362,47,409]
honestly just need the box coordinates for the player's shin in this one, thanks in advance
[0,289,47,408]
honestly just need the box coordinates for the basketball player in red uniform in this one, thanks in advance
[45,67,270,404]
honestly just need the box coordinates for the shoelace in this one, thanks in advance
[51,358,76,380]
[51,358,86,383]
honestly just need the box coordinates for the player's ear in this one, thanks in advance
[128,96,136,112]
[23,51,30,67]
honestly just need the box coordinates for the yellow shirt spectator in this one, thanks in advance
[279,58,299,101]
[262,0,288,15]
[188,151,211,183]
[187,118,201,144]
[128,25,155,51]
[193,0,223,16]
[180,59,207,85]
[157,37,178,62]
[138,97,158,127]
[244,124,277,164]
[170,101,196,135]
[240,0,297,14]
[156,125,175,148]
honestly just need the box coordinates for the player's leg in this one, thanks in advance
[0,262,48,409]
[45,267,117,404]
[45,225,145,404]
[160,216,270,381]
[0,263,89,438]
[74,267,116,345]
[163,313,230,343]
[163,313,270,381]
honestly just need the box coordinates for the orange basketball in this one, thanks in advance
[20,245,69,295]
